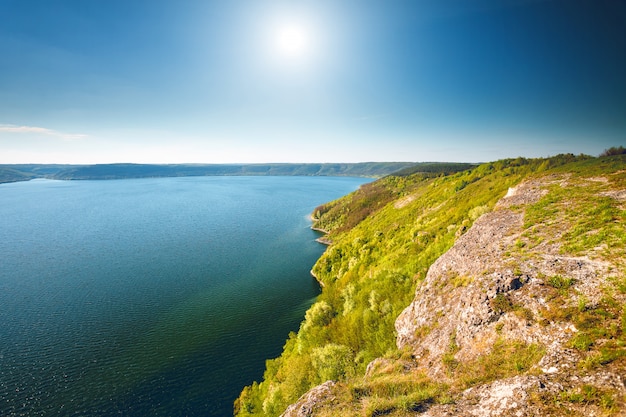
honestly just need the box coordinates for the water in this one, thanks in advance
[0,176,368,416]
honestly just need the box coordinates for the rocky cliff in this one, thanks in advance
[393,174,626,415]
[236,155,626,417]
[281,164,625,416]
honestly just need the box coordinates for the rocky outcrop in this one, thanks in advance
[417,370,625,417]
[280,381,336,417]
[396,179,552,373]
[394,175,626,414]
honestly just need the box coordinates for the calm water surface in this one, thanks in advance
[0,176,368,416]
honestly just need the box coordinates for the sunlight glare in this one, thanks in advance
[276,24,309,57]
[256,7,338,80]
[271,19,314,65]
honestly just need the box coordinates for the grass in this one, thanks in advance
[547,275,576,291]
[449,273,474,288]
[559,384,620,413]
[522,165,626,261]
[538,275,626,372]
[442,331,460,373]
[452,339,545,389]
[490,293,514,315]
[352,372,449,417]
[570,333,594,351]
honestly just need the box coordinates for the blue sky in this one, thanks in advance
[0,0,624,164]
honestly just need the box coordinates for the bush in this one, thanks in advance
[599,146,626,157]
[491,293,514,315]
[547,275,575,290]
[311,343,355,381]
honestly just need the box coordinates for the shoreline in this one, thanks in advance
[309,216,331,284]
[309,269,325,287]
[314,237,332,245]
[310,215,332,246]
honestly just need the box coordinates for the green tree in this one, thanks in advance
[311,343,356,381]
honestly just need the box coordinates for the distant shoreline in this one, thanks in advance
[0,162,420,184]
[309,217,332,286]
[310,217,332,245]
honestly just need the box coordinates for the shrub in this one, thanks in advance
[305,301,335,328]
[547,275,575,290]
[490,293,514,315]
[311,344,355,381]
[599,146,626,157]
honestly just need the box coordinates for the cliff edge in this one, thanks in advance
[237,155,626,417]
[393,174,625,415]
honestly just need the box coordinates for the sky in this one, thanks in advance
[0,0,624,164]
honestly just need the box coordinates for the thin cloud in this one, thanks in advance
[0,124,88,140]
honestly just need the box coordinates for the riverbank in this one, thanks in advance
[310,217,332,245]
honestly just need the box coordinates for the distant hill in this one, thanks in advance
[0,164,74,184]
[0,167,35,183]
[0,162,473,183]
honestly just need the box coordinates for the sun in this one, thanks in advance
[271,21,313,62]
[275,24,309,56]
[260,10,330,76]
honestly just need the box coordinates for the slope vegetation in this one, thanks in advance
[235,154,626,416]
[1,162,442,182]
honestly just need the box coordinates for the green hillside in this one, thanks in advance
[46,162,426,179]
[1,162,433,182]
[235,153,626,416]
[0,166,36,183]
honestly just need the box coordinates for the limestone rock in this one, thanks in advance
[280,381,336,417]
[395,176,617,379]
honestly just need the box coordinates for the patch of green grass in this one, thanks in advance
[563,195,626,254]
[570,332,594,351]
[442,331,460,372]
[363,389,439,417]
[490,293,514,315]
[453,339,545,389]
[449,274,474,288]
[579,344,626,370]
[513,306,534,323]
[353,371,448,417]
[560,384,620,413]
[569,292,626,371]
[523,189,562,230]
[413,324,433,341]
[495,322,504,333]
[521,164,626,262]
[547,275,575,290]
[608,275,626,294]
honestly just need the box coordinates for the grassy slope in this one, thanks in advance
[235,154,626,416]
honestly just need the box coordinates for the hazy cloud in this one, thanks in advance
[0,124,88,140]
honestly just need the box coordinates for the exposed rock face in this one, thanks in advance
[418,371,625,417]
[396,178,611,374]
[280,381,336,417]
[394,175,626,413]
